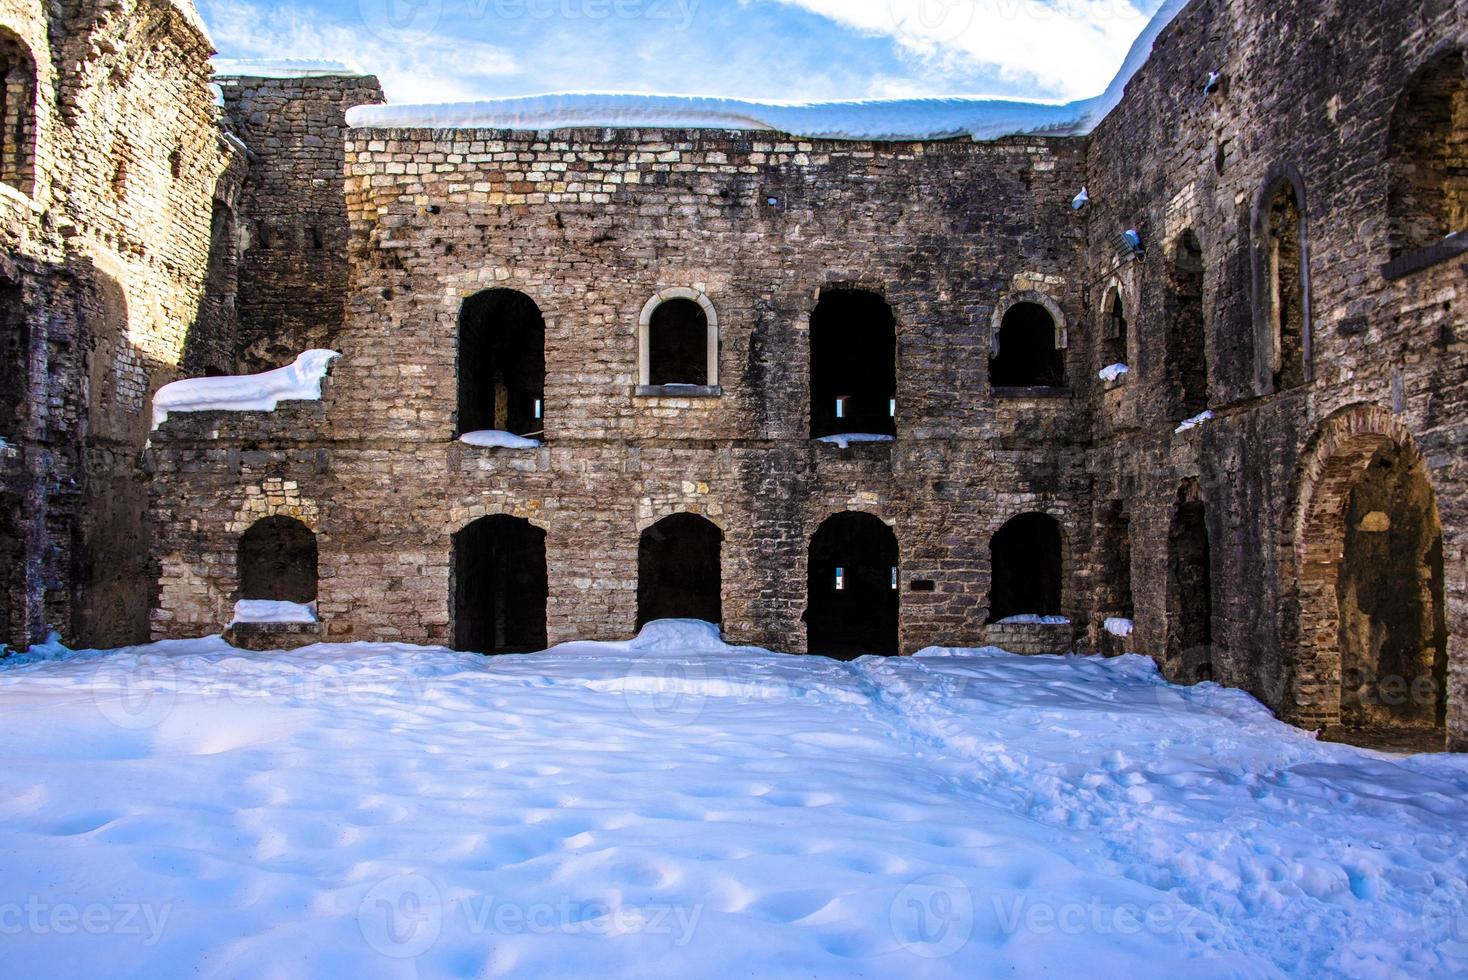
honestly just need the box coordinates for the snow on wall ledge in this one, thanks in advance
[212,59,369,79]
[344,0,1187,141]
[151,350,340,430]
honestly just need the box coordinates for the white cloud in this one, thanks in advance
[200,0,519,104]
[762,0,1155,100]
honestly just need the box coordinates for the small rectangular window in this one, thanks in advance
[890,566,898,590]
[910,580,936,592]
[533,398,543,420]
[889,398,897,418]
[835,396,849,420]
[835,567,845,591]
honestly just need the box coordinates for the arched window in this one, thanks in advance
[238,516,318,604]
[452,515,548,655]
[987,513,1062,623]
[1259,176,1309,390]
[1101,288,1128,368]
[806,512,899,658]
[637,514,722,629]
[990,300,1065,390]
[1386,49,1467,268]
[1165,231,1208,422]
[810,289,896,438]
[1167,482,1212,682]
[0,279,24,438]
[458,289,546,438]
[638,288,718,391]
[0,31,36,194]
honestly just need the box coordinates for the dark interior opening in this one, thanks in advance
[452,515,548,655]
[990,302,1064,389]
[458,288,546,437]
[637,514,722,629]
[1387,49,1467,257]
[0,31,36,193]
[1099,501,1134,619]
[1103,292,1128,367]
[1166,231,1209,421]
[805,512,899,659]
[987,513,1062,623]
[810,289,897,438]
[1168,484,1213,681]
[0,280,24,438]
[0,504,18,650]
[1338,445,1447,732]
[238,516,318,604]
[1266,181,1307,390]
[647,298,709,386]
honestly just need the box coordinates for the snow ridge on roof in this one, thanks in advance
[213,58,369,80]
[344,0,1188,141]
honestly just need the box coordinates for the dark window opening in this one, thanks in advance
[810,289,897,438]
[1165,231,1209,422]
[0,506,19,650]
[238,516,318,604]
[806,512,899,659]
[308,225,325,250]
[990,302,1064,389]
[987,513,1062,623]
[647,298,709,386]
[255,221,274,251]
[1099,501,1134,620]
[1338,446,1447,732]
[452,515,548,655]
[637,514,722,629]
[1266,181,1308,389]
[1102,292,1128,367]
[0,280,25,437]
[0,31,36,194]
[1167,484,1213,682]
[458,288,547,437]
[1387,49,1468,259]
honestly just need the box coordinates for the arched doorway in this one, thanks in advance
[457,289,546,438]
[452,515,548,654]
[987,513,1062,623]
[637,514,722,629]
[806,512,899,658]
[1167,481,1213,682]
[1287,408,1448,747]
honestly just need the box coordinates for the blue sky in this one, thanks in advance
[198,0,1166,106]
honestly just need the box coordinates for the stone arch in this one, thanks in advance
[805,510,899,659]
[1282,405,1448,743]
[989,291,1068,391]
[1385,47,1467,262]
[809,287,897,438]
[0,29,37,194]
[638,287,719,388]
[1099,280,1129,369]
[1251,164,1312,392]
[237,516,318,604]
[637,513,723,629]
[451,514,548,655]
[447,500,550,535]
[1164,230,1209,422]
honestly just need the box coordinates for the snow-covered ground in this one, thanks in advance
[1,622,1465,978]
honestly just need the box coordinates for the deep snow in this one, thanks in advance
[1,621,1465,978]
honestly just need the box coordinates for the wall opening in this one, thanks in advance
[987,513,1062,623]
[1387,49,1467,258]
[810,288,896,438]
[0,504,19,650]
[452,515,548,655]
[1265,179,1308,389]
[990,301,1064,389]
[1167,483,1213,682]
[0,31,36,194]
[238,516,318,604]
[647,298,710,386]
[1098,500,1133,632]
[0,279,24,438]
[458,288,546,437]
[1337,445,1447,734]
[806,512,899,659]
[1165,231,1209,422]
[1102,290,1128,367]
[637,514,722,629]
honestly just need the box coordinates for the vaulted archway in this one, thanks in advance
[637,514,722,629]
[806,512,899,659]
[452,515,548,654]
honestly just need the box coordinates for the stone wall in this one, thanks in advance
[216,73,384,371]
[0,0,243,650]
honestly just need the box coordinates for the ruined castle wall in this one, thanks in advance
[0,0,243,649]
[150,130,1098,654]
[217,73,383,371]
[1084,0,1468,742]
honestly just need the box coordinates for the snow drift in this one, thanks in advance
[150,350,339,430]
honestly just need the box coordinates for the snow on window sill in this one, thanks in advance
[634,384,722,398]
[1098,363,1130,383]
[458,430,542,450]
[1175,410,1214,434]
[229,600,318,627]
[1104,617,1135,638]
[992,385,1072,400]
[993,615,1071,626]
[814,433,896,449]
